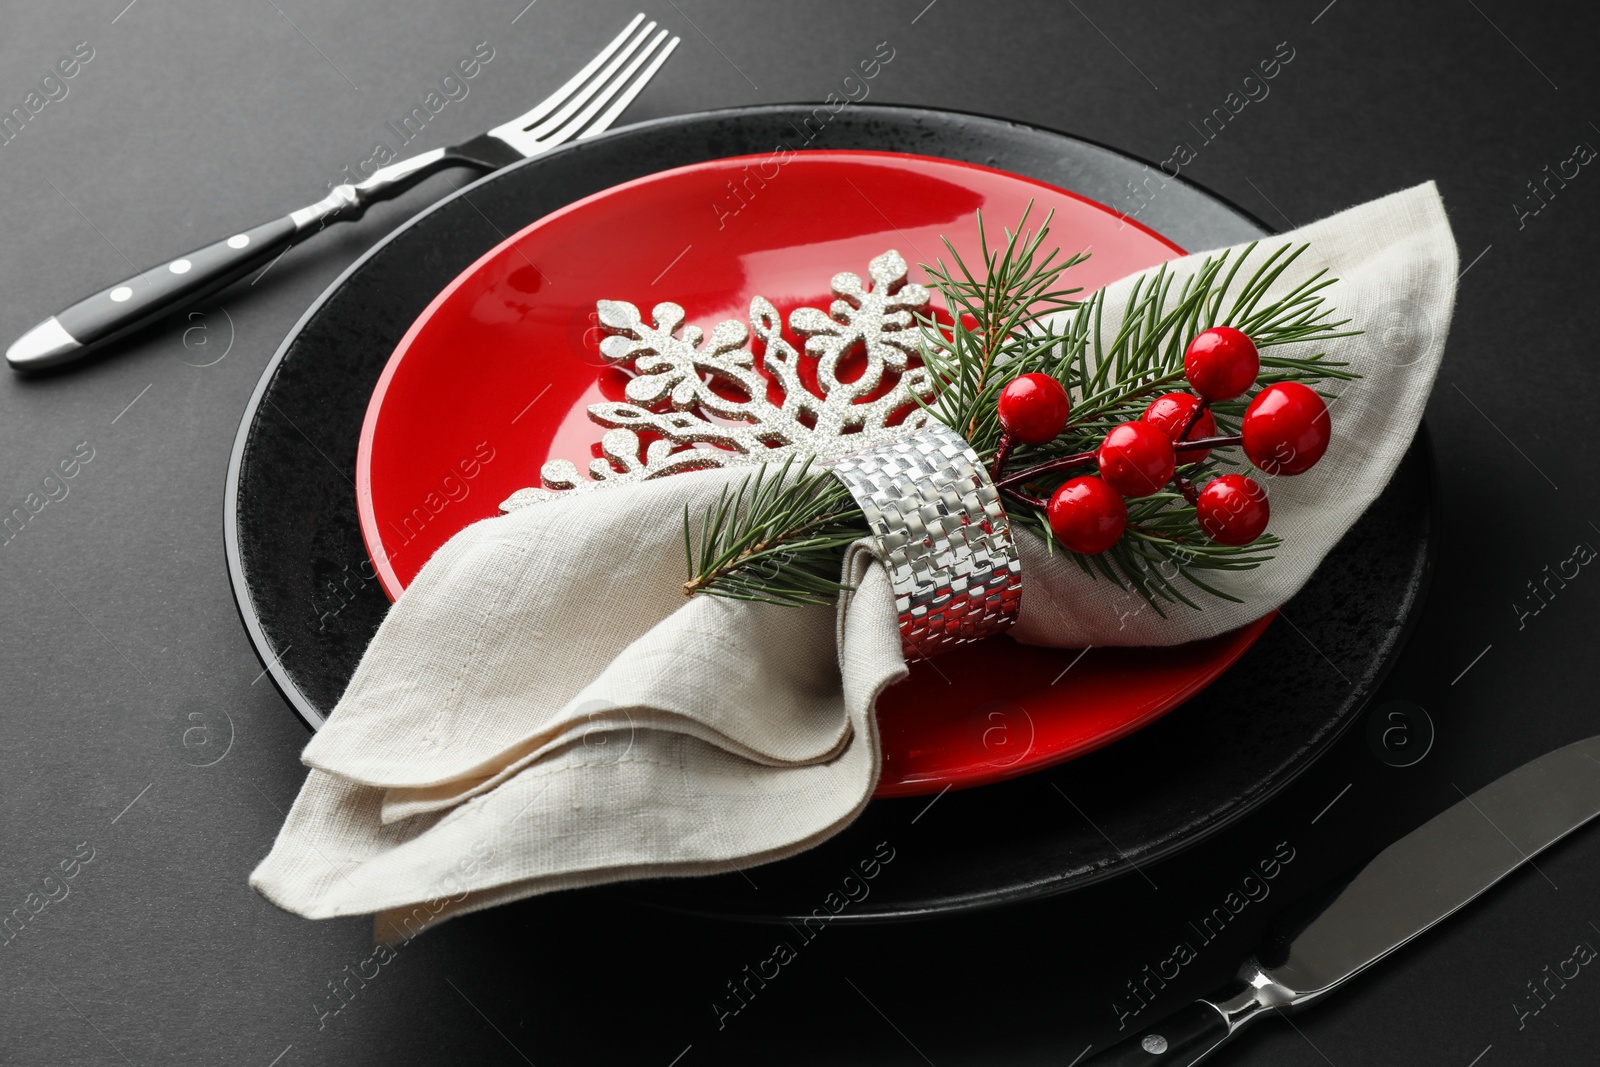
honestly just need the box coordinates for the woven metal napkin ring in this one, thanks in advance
[832,424,1023,658]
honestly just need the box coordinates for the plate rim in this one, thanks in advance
[224,103,1435,916]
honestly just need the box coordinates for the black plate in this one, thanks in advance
[226,104,1434,922]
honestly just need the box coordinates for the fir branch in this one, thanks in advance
[682,455,864,607]
[684,211,1364,612]
[957,237,1357,609]
[915,203,1088,441]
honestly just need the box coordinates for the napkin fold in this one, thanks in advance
[250,182,1458,934]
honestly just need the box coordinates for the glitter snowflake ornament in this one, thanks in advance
[500,250,936,511]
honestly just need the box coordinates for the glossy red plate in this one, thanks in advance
[355,150,1272,798]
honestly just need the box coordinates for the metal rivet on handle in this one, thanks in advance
[1141,1033,1169,1054]
[168,259,192,275]
[226,234,250,249]
[109,286,133,302]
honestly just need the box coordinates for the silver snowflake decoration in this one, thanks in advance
[500,250,936,511]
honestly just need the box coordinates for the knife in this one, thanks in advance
[6,13,679,372]
[1084,733,1600,1065]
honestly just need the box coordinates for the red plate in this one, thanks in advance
[355,150,1271,798]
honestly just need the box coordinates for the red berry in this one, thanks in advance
[1047,476,1127,554]
[1242,381,1330,476]
[1142,392,1218,465]
[1184,327,1259,401]
[1097,421,1177,497]
[1196,474,1270,545]
[996,373,1071,445]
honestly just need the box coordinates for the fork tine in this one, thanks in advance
[579,34,680,141]
[538,30,674,148]
[509,12,645,132]
[524,20,658,140]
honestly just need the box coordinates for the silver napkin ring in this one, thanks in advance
[832,423,1022,658]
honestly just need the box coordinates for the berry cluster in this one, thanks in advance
[993,327,1331,556]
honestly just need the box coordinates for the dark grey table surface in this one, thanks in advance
[2,2,1596,1064]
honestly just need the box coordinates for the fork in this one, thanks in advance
[7,13,680,371]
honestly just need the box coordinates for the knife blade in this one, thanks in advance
[1085,733,1600,1066]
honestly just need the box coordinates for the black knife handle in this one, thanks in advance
[55,215,299,348]
[7,144,477,371]
[1080,1001,1231,1067]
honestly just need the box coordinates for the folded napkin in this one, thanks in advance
[251,182,1458,935]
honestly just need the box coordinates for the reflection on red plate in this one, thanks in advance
[356,150,1272,797]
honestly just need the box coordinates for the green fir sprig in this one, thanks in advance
[681,455,863,607]
[682,208,1361,611]
[915,208,1089,441]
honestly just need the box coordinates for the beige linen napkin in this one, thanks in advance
[250,182,1457,935]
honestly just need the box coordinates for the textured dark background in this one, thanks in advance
[0,2,1595,1065]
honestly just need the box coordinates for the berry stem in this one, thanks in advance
[1177,398,1211,443]
[1169,399,1211,506]
[1000,485,1048,509]
[1171,471,1201,506]
[994,447,1097,489]
[991,433,1015,484]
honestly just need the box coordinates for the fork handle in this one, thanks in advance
[7,147,461,371]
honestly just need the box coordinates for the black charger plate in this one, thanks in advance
[226,104,1434,922]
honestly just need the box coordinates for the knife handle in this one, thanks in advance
[1080,1002,1231,1067]
[7,146,460,371]
[5,215,300,371]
